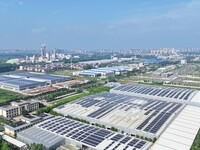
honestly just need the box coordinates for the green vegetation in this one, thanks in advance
[139,81,164,86]
[110,127,118,132]
[26,143,46,150]
[191,130,200,150]
[50,69,75,77]
[40,88,75,101]
[0,63,17,73]
[1,141,10,150]
[66,115,90,124]
[36,86,111,115]
[0,117,10,125]
[21,108,29,116]
[63,53,111,64]
[0,89,25,104]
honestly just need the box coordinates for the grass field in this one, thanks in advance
[0,88,24,102]
[50,69,84,80]
[51,70,75,76]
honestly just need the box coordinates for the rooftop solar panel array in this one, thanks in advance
[32,116,151,150]
[55,92,183,136]
[111,84,197,101]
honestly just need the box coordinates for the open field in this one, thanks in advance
[50,69,84,80]
[0,88,25,103]
[50,70,75,76]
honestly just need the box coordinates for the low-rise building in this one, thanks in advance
[0,100,39,118]
[4,121,32,137]
[4,113,54,137]
[21,115,42,124]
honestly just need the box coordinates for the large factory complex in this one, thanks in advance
[0,72,72,94]
[53,84,200,150]
[1,83,200,150]
[73,66,138,78]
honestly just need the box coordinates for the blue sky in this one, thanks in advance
[0,0,200,50]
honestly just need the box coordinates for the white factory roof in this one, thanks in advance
[190,91,200,105]
[151,105,200,150]
[0,132,26,148]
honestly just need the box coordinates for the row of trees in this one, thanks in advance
[0,63,18,73]
[40,89,75,101]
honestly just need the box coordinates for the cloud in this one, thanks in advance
[31,28,47,34]
[108,0,200,33]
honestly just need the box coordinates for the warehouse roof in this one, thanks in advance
[54,92,183,137]
[79,71,101,75]
[0,132,26,148]
[17,116,152,150]
[0,78,46,89]
[0,75,17,82]
[111,84,198,103]
[151,105,200,150]
[17,126,65,149]
[6,72,72,83]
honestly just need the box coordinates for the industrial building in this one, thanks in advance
[5,72,72,84]
[4,113,54,137]
[54,92,183,139]
[0,132,27,150]
[74,66,137,78]
[53,84,200,150]
[0,100,39,118]
[110,84,200,105]
[0,78,47,91]
[151,105,200,150]
[17,116,152,150]
[0,72,72,91]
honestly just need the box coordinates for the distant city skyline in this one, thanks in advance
[0,0,200,49]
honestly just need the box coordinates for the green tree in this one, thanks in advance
[26,143,46,150]
[1,141,10,150]
[21,108,28,116]
[83,64,93,70]
[108,76,116,82]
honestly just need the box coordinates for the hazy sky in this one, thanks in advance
[0,0,200,50]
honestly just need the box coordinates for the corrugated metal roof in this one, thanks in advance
[151,105,200,150]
